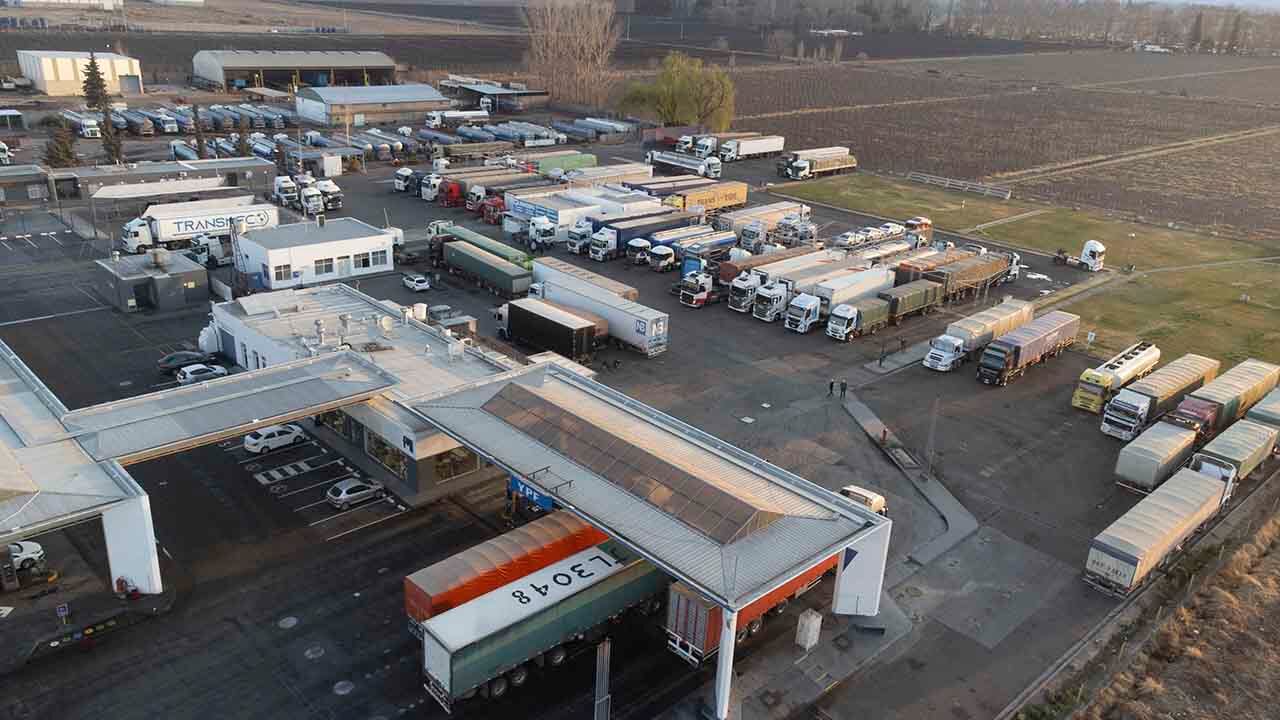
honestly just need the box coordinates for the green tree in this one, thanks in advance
[43,123,78,168]
[191,103,208,158]
[618,52,735,132]
[1187,11,1204,50]
[81,52,123,164]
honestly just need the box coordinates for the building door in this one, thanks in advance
[336,256,351,277]
[131,282,155,309]
[120,75,142,94]
[218,330,236,363]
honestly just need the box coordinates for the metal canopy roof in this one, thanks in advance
[61,352,398,465]
[196,50,395,70]
[414,365,885,610]
[299,84,446,106]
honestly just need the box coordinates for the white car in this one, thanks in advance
[176,363,228,385]
[7,540,45,570]
[402,274,431,292]
[243,423,306,454]
[879,222,905,236]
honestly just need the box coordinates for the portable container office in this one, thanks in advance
[1185,359,1280,434]
[1115,421,1197,493]
[404,510,607,623]
[1246,387,1280,430]
[1085,468,1225,595]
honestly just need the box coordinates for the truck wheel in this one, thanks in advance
[547,646,568,667]
[135,245,150,253]
[735,627,749,643]
[508,665,529,687]
[747,618,764,636]
[771,597,790,616]
[488,677,509,698]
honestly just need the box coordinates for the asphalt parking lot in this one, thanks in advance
[0,210,92,268]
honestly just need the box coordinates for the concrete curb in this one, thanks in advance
[842,396,979,571]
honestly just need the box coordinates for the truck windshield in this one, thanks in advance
[1105,402,1139,425]
[929,337,953,352]
[589,238,606,249]
[753,294,772,312]
[786,306,804,321]
[978,348,1006,370]
[1077,380,1107,398]
[730,285,750,300]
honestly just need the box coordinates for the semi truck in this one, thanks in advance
[60,110,101,138]
[119,196,278,253]
[564,205,668,255]
[531,258,639,301]
[924,253,1013,300]
[895,250,974,285]
[405,511,608,624]
[1071,341,1162,413]
[976,311,1080,386]
[1084,467,1232,596]
[674,229,737,262]
[426,221,532,270]
[443,242,532,298]
[497,298,602,362]
[589,211,699,262]
[752,258,870,322]
[922,298,1034,372]
[638,225,719,262]
[426,110,490,128]
[467,176,558,213]
[679,131,758,158]
[1101,354,1220,441]
[665,552,836,666]
[825,280,945,340]
[1190,419,1279,486]
[531,281,669,356]
[419,544,669,711]
[629,177,717,198]
[645,150,722,179]
[420,167,519,201]
[784,268,894,334]
[1246,387,1280,429]
[726,248,838,312]
[717,134,785,162]
[1116,421,1198,493]
[714,202,810,236]
[563,163,653,189]
[661,181,749,214]
[1171,359,1280,439]
[679,246,823,309]
[778,146,857,180]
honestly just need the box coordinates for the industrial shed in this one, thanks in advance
[95,250,209,313]
[16,50,142,96]
[295,84,450,127]
[192,50,396,92]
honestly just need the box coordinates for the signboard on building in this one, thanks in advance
[508,475,554,511]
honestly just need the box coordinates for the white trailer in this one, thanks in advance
[1115,421,1197,494]
[61,110,101,139]
[718,135,785,162]
[784,267,893,333]
[1072,342,1163,413]
[531,280,669,357]
[531,258,639,301]
[425,110,490,128]
[120,196,278,253]
[645,150,721,179]
[714,202,810,236]
[754,257,868,323]
[727,248,844,313]
[923,298,1035,372]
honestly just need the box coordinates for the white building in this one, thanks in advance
[12,0,120,9]
[16,50,142,96]
[239,217,397,290]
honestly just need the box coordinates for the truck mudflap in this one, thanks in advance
[424,675,454,715]
[1081,572,1133,599]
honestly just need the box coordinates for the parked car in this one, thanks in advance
[176,363,228,385]
[326,477,386,510]
[402,273,431,292]
[7,540,45,570]
[243,423,306,454]
[157,350,216,374]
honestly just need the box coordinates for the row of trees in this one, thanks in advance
[44,52,122,168]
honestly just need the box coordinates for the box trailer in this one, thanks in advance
[531,258,639,301]
[662,181,749,214]
[501,298,599,362]
[784,268,894,334]
[924,253,1012,300]
[665,553,836,666]
[420,545,669,712]
[714,202,809,235]
[1116,421,1198,493]
[589,211,699,262]
[1101,354,1220,441]
[717,246,823,285]
[444,242,532,298]
[976,311,1080,386]
[923,298,1034,372]
[1182,359,1280,436]
[1072,341,1162,413]
[780,147,857,180]
[531,280,669,357]
[1246,387,1280,430]
[432,223,532,269]
[119,196,277,253]
[404,510,607,624]
[1085,468,1226,596]
[826,280,944,341]
[717,135,785,162]
[1191,419,1278,485]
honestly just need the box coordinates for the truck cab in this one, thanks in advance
[1162,397,1219,445]
[566,219,594,255]
[0,142,10,166]
[527,216,557,251]
[393,167,415,192]
[419,174,445,201]
[728,272,762,312]
[752,279,795,322]
[297,186,324,215]
[675,135,697,154]
[627,238,650,264]
[588,228,620,262]
[649,245,675,272]
[826,304,861,341]
[315,179,343,210]
[1072,368,1115,413]
[784,293,821,333]
[976,343,1014,385]
[272,176,299,207]
[1100,389,1153,441]
[186,234,234,267]
[693,136,717,158]
[738,221,768,253]
[923,334,966,372]
[120,217,158,253]
[466,186,488,212]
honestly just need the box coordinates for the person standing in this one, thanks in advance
[840,378,848,399]
[828,379,835,397]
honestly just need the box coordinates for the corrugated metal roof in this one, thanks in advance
[1128,354,1220,401]
[300,84,446,106]
[96,251,205,280]
[17,50,135,61]
[1247,388,1280,430]
[196,50,394,70]
[1190,359,1280,408]
[413,365,885,609]
[1093,469,1223,564]
[1199,419,1278,466]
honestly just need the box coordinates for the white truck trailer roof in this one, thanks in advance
[1124,353,1220,405]
[1090,468,1223,580]
[143,195,256,219]
[1246,387,1280,430]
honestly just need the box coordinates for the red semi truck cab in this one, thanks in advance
[1162,396,1221,445]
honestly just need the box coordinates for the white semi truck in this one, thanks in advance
[753,257,868,322]
[784,268,894,333]
[645,150,721,179]
[717,135,785,162]
[727,248,843,313]
[120,196,279,254]
[923,298,1036,372]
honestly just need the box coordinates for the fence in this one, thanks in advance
[907,172,1013,201]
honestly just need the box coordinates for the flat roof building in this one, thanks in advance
[192,50,396,92]
[295,84,450,127]
[239,217,398,291]
[16,51,142,96]
[94,249,209,314]
[49,157,276,200]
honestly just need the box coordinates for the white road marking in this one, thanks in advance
[0,306,109,327]
[24,238,36,248]
[296,498,334,513]
[237,444,323,465]
[307,500,387,525]
[0,242,11,251]
[279,474,353,498]
[327,509,407,541]
[51,235,65,247]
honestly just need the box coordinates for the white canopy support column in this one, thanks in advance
[714,608,738,720]
[101,494,163,595]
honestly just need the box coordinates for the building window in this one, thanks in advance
[434,447,479,483]
[371,250,388,267]
[353,252,372,269]
[365,431,408,481]
[314,257,334,275]
[273,264,291,282]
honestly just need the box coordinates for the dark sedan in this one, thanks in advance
[157,351,217,375]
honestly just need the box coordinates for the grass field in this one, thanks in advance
[779,174,1039,230]
[1065,263,1280,364]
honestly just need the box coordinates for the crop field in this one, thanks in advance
[896,50,1280,89]
[1093,68,1280,106]
[1016,130,1280,248]
[739,87,1280,179]
[731,66,993,117]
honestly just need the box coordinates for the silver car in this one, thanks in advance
[326,477,386,510]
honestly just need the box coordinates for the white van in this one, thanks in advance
[839,485,888,516]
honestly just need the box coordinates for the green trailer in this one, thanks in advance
[444,242,532,298]
[420,543,668,712]
[447,225,532,269]
[534,152,597,174]
[879,279,943,318]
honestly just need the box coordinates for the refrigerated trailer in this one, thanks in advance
[717,135,784,162]
[530,280,669,356]
[531,258,639,301]
[499,298,600,362]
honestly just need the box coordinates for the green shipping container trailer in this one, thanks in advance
[446,225,533,269]
[444,242,532,297]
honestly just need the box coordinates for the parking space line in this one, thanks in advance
[238,444,324,465]
[23,238,36,248]
[278,474,350,498]
[307,500,390,525]
[326,509,408,542]
[51,235,64,247]
[1,242,11,251]
[295,498,333,512]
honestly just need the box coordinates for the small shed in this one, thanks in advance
[95,250,209,313]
